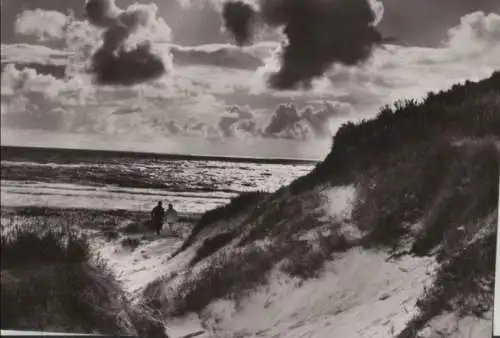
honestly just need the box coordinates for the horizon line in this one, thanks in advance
[0,144,321,164]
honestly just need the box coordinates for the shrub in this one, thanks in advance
[0,226,166,337]
[1,226,89,270]
[172,191,268,257]
[190,232,238,267]
[279,232,352,279]
[168,245,275,316]
[397,233,496,338]
[121,236,141,250]
[412,142,499,256]
[121,221,146,234]
[104,230,119,241]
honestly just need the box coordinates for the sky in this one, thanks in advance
[1,0,499,159]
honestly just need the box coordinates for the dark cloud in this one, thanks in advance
[222,1,257,46]
[91,41,165,85]
[84,0,119,27]
[1,0,230,46]
[84,0,168,86]
[223,0,384,90]
[3,0,499,49]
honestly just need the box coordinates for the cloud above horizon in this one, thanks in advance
[1,2,500,158]
[222,0,385,90]
[13,0,174,85]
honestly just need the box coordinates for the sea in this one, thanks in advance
[0,146,317,214]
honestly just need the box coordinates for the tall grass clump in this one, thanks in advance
[0,225,167,337]
[172,191,268,256]
[397,232,496,338]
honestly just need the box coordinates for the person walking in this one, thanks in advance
[151,201,165,235]
[165,204,178,234]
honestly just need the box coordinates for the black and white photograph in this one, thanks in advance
[1,0,499,337]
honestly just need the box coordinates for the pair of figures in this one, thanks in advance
[151,201,177,235]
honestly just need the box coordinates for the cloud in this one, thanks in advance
[260,102,348,140]
[2,9,499,155]
[1,44,69,78]
[0,63,100,133]
[313,11,500,106]
[446,11,500,53]
[83,0,173,85]
[222,0,384,90]
[15,9,70,42]
[222,1,258,45]
[1,44,71,66]
[377,0,500,47]
[165,120,183,135]
[10,2,174,86]
[210,100,351,140]
[170,43,265,70]
[218,105,256,137]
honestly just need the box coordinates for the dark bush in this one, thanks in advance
[169,245,275,316]
[190,232,237,267]
[121,237,141,250]
[412,143,499,256]
[0,226,166,337]
[121,221,146,234]
[398,233,496,338]
[172,191,268,257]
[1,226,89,270]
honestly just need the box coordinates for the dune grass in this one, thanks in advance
[0,223,167,337]
[154,227,356,317]
[171,191,269,257]
[189,231,238,267]
[290,71,500,195]
[412,142,499,257]
[397,230,496,338]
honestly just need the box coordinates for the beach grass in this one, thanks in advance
[0,210,168,337]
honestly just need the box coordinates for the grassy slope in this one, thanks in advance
[141,71,499,331]
[0,220,167,337]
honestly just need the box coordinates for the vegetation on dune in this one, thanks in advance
[1,206,147,233]
[0,225,167,337]
[151,228,355,317]
[149,71,499,327]
[411,142,499,257]
[353,139,499,253]
[168,245,276,316]
[397,229,497,338]
[189,231,238,267]
[172,191,269,257]
[291,71,500,194]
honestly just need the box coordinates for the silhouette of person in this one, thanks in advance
[165,203,178,232]
[151,201,165,235]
